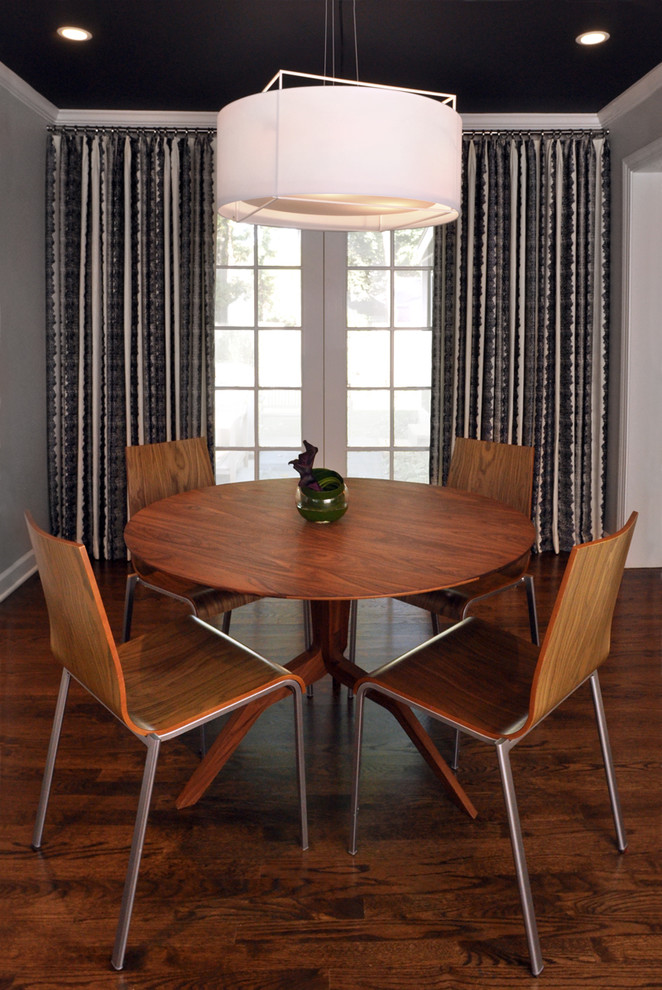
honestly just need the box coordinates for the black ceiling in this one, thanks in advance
[2,0,661,115]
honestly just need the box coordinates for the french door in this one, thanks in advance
[214,219,434,483]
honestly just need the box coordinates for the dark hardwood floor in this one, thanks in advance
[1,552,661,989]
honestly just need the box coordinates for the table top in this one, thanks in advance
[124,477,536,601]
[125,478,535,600]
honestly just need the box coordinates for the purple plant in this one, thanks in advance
[289,440,322,490]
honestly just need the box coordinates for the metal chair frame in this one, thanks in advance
[26,513,308,971]
[349,667,625,976]
[348,513,636,975]
[33,664,307,970]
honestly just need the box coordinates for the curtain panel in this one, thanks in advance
[46,128,216,559]
[430,130,609,552]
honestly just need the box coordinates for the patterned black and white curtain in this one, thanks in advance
[430,130,609,552]
[46,128,216,559]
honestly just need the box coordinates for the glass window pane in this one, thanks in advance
[394,270,432,327]
[215,269,254,327]
[259,449,301,480]
[258,389,301,446]
[394,330,432,387]
[257,227,301,266]
[393,450,429,482]
[347,231,390,267]
[394,227,434,266]
[347,389,390,446]
[215,390,254,446]
[215,329,254,387]
[215,449,255,484]
[258,330,301,387]
[216,218,254,266]
[347,270,390,327]
[347,449,390,479]
[394,389,430,447]
[258,270,301,327]
[347,330,390,387]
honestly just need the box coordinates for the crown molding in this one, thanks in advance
[460,112,602,131]
[599,61,662,127]
[0,60,57,122]
[54,108,218,128]
[55,109,603,132]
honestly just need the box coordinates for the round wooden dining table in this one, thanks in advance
[124,477,536,818]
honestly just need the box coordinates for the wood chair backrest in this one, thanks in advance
[524,512,637,731]
[447,438,534,517]
[125,437,215,518]
[25,512,129,726]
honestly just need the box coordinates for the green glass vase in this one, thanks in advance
[296,468,348,523]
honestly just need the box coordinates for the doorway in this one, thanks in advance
[620,144,662,566]
[213,219,435,484]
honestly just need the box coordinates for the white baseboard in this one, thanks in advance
[0,551,37,603]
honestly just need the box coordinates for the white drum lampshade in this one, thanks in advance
[217,74,462,231]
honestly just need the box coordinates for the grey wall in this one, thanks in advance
[0,74,52,599]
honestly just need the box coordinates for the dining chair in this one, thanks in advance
[400,437,538,637]
[349,512,637,976]
[348,438,539,763]
[26,512,308,971]
[123,437,260,642]
[349,437,538,656]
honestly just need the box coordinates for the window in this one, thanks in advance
[214,220,433,482]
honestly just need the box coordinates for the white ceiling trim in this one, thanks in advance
[461,112,602,130]
[55,108,602,131]
[0,58,621,133]
[599,61,662,127]
[0,60,57,122]
[55,109,218,128]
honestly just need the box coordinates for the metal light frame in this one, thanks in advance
[217,70,462,231]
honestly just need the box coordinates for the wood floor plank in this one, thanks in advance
[0,555,661,987]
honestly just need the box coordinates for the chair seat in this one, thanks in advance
[120,615,299,735]
[357,617,539,739]
[398,552,531,620]
[134,564,260,618]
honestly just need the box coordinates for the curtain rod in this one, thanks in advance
[47,125,216,136]
[462,128,608,138]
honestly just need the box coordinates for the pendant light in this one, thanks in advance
[216,2,461,231]
[217,71,461,231]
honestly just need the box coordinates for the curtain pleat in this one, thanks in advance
[46,128,216,559]
[430,130,609,553]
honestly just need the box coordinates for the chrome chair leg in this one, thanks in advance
[122,573,139,642]
[303,600,312,649]
[347,600,358,701]
[111,736,161,971]
[292,687,309,851]
[589,672,627,852]
[32,668,71,850]
[348,599,358,663]
[302,601,314,698]
[348,685,367,856]
[451,729,461,771]
[495,740,544,976]
[523,574,540,646]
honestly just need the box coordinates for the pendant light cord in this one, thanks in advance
[324,1,359,82]
[351,0,359,81]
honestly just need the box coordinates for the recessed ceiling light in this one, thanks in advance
[576,30,610,46]
[57,26,92,42]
